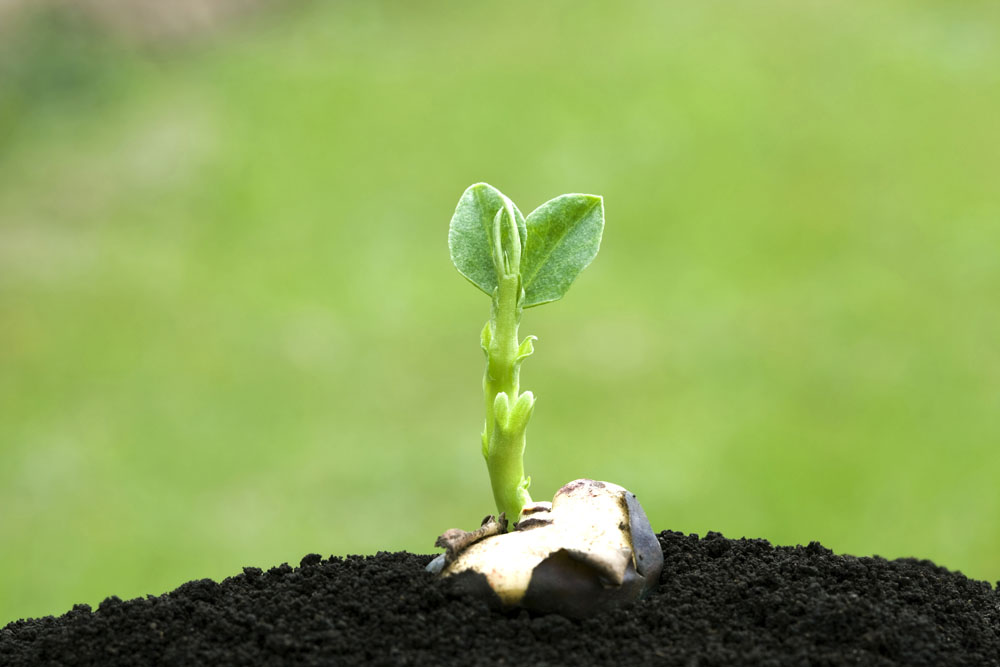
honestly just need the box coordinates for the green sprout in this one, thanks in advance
[448,183,605,522]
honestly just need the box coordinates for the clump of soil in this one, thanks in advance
[2,530,998,666]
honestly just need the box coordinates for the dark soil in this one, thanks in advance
[3,530,998,666]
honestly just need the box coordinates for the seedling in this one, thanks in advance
[433,184,662,618]
[448,182,604,522]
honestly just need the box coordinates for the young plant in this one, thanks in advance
[435,184,661,618]
[448,183,604,523]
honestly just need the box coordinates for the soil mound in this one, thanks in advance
[2,530,997,666]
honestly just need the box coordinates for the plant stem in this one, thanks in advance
[481,204,535,522]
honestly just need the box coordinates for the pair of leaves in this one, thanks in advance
[448,183,605,308]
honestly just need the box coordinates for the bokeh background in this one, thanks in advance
[2,0,998,625]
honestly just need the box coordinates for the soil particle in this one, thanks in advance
[2,531,998,666]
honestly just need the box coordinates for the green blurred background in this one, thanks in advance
[2,0,998,625]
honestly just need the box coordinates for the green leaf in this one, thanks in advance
[521,194,604,307]
[514,335,537,364]
[509,390,535,428]
[480,321,492,356]
[493,392,511,430]
[448,183,526,296]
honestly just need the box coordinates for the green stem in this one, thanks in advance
[480,204,535,522]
